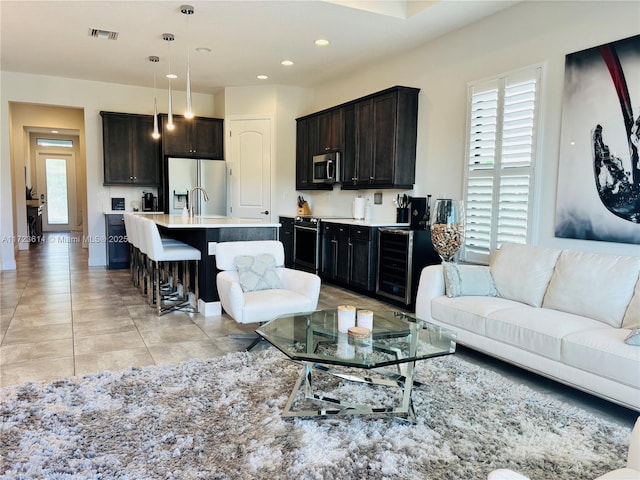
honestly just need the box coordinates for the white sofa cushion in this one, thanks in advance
[241,289,315,324]
[490,243,561,307]
[431,296,524,335]
[562,328,640,389]
[485,307,605,361]
[542,251,640,327]
[623,277,640,329]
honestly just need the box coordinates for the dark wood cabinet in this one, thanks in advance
[279,216,294,268]
[317,108,344,153]
[321,222,378,292]
[296,86,419,191]
[161,115,224,159]
[101,112,161,186]
[105,214,130,269]
[295,116,331,191]
[343,87,419,189]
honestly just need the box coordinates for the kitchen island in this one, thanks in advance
[144,214,280,316]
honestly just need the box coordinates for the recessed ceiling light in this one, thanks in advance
[166,73,178,79]
[257,75,269,80]
[281,60,294,66]
[315,39,330,46]
[51,130,59,134]
[195,47,211,53]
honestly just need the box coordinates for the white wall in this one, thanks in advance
[0,72,215,268]
[2,1,638,271]
[303,0,640,256]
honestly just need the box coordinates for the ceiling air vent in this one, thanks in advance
[88,28,119,40]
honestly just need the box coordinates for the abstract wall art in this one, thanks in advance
[555,34,640,244]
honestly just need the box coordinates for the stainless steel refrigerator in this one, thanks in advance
[167,157,227,215]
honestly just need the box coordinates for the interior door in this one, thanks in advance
[36,152,77,231]
[228,117,272,220]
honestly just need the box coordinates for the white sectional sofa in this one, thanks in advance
[415,243,640,411]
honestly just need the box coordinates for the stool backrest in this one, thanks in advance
[123,213,134,246]
[140,217,165,260]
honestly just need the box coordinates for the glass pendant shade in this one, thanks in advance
[152,98,160,139]
[431,199,465,262]
[167,80,174,131]
[184,61,193,119]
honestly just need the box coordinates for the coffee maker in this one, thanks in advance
[409,195,431,229]
[142,192,157,212]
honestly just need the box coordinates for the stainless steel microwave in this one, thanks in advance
[312,152,340,184]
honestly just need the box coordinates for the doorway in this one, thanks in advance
[36,151,78,231]
[227,116,273,220]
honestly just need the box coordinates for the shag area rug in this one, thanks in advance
[0,348,632,479]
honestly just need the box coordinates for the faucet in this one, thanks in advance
[189,186,209,217]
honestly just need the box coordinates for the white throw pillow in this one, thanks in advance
[490,243,561,307]
[442,262,500,298]
[622,276,640,330]
[542,251,640,328]
[234,254,283,292]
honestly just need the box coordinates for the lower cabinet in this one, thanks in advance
[321,223,378,293]
[105,214,130,269]
[279,216,294,268]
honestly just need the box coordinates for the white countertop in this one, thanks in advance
[141,213,280,229]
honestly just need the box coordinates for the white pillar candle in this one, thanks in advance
[357,310,373,331]
[337,305,356,333]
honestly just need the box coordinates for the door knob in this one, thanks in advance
[260,210,269,215]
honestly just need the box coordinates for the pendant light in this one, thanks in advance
[163,33,176,131]
[149,56,161,140]
[181,5,194,119]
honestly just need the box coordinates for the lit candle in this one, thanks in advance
[337,305,356,333]
[357,310,373,331]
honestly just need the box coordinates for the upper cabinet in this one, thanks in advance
[295,115,331,191]
[317,108,344,153]
[160,115,224,159]
[343,86,419,189]
[295,86,419,191]
[101,111,161,186]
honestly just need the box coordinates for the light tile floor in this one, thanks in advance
[0,231,393,386]
[1,232,636,428]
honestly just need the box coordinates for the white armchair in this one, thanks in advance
[488,417,640,480]
[215,240,321,348]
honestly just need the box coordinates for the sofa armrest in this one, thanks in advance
[627,417,640,470]
[415,264,445,322]
[278,268,321,306]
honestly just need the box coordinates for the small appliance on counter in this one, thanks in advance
[409,195,431,229]
[142,192,157,212]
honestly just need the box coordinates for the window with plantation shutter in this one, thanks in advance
[463,66,542,264]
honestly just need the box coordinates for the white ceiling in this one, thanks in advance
[0,0,519,95]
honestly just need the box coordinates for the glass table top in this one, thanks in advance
[256,309,457,369]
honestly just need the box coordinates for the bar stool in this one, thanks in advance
[122,213,140,288]
[139,216,201,315]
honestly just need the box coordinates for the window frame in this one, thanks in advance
[461,64,545,265]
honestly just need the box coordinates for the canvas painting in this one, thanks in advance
[555,34,640,244]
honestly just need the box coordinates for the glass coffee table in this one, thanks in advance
[256,309,456,423]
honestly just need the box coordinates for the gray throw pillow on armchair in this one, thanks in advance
[234,254,283,292]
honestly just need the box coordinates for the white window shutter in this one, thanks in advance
[463,67,541,264]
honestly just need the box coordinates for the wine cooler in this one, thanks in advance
[376,228,440,308]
